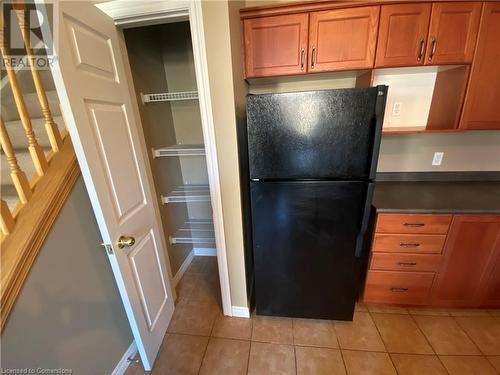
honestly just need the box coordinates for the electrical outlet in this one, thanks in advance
[392,102,402,117]
[432,152,444,166]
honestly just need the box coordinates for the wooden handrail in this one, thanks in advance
[0,200,15,235]
[0,116,32,204]
[1,139,79,331]
[0,52,48,177]
[0,5,80,331]
[14,9,63,153]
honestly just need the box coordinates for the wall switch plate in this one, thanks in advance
[392,102,402,117]
[432,152,444,166]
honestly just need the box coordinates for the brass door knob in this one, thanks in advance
[117,235,135,249]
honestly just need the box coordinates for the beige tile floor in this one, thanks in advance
[126,256,500,375]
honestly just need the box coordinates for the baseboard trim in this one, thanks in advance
[111,341,137,375]
[172,250,194,287]
[193,247,217,256]
[231,306,250,318]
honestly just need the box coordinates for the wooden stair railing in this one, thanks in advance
[0,44,49,177]
[0,116,32,204]
[15,7,63,153]
[0,9,80,331]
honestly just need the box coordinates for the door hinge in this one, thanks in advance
[127,356,140,364]
[100,243,113,255]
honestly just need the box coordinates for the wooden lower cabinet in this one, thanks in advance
[480,242,500,306]
[364,270,435,305]
[373,233,446,254]
[375,213,452,234]
[431,215,500,307]
[370,253,442,273]
[364,213,500,308]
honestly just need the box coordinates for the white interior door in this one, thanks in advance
[40,1,174,370]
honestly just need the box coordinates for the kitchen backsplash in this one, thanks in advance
[378,131,500,172]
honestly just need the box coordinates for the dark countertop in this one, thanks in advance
[373,180,500,214]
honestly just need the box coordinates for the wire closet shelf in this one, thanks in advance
[141,91,198,103]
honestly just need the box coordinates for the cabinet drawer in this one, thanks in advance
[364,270,435,305]
[370,253,442,272]
[376,214,452,234]
[373,234,446,254]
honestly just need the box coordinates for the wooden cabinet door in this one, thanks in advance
[425,2,481,65]
[309,6,379,72]
[375,3,431,68]
[243,14,309,78]
[460,3,500,130]
[481,237,500,307]
[432,215,500,307]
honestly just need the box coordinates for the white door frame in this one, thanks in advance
[96,0,233,316]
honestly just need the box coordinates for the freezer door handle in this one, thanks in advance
[354,183,375,257]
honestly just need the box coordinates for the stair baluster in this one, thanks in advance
[0,199,15,235]
[0,51,49,177]
[14,8,63,153]
[0,116,33,204]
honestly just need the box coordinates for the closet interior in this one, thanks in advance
[123,21,216,277]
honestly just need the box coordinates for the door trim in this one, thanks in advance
[96,0,233,316]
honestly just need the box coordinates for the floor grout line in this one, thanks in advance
[246,341,254,375]
[367,309,400,374]
[331,317,352,374]
[293,344,298,375]
[408,312,452,375]
[449,314,484,355]
[408,313,437,355]
[170,262,499,375]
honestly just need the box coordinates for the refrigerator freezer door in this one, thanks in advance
[247,88,381,180]
[250,180,367,320]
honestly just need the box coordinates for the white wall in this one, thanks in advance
[202,0,248,308]
[1,178,132,374]
[161,22,212,221]
[373,67,437,129]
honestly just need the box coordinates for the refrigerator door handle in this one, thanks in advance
[354,183,375,258]
[369,86,388,180]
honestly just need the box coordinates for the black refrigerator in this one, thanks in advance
[245,86,388,321]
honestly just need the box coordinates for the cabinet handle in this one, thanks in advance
[397,262,417,266]
[311,47,316,68]
[403,223,425,227]
[417,39,425,61]
[428,37,437,62]
[300,48,305,71]
[390,287,409,292]
[400,242,421,248]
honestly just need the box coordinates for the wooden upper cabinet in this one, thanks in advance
[426,2,482,65]
[375,3,431,68]
[460,2,500,130]
[432,215,500,307]
[308,6,379,72]
[243,14,309,78]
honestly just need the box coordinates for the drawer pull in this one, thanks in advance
[390,287,409,293]
[403,223,425,227]
[397,262,417,267]
[400,242,421,248]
